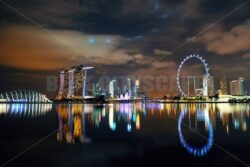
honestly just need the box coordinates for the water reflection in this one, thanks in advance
[55,102,250,158]
[0,103,52,117]
[56,103,146,144]
[178,104,213,156]
[107,103,146,132]
[216,103,249,132]
[56,104,91,144]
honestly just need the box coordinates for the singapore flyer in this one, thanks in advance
[178,109,213,157]
[177,54,210,97]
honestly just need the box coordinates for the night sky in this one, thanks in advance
[0,0,249,97]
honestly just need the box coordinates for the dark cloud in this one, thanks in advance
[198,0,248,14]
[0,65,57,97]
[188,20,250,55]
[0,0,249,95]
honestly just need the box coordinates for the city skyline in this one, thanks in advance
[0,0,249,97]
[54,64,248,100]
[0,1,250,167]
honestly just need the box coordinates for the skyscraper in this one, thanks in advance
[209,76,215,96]
[230,77,244,95]
[187,76,195,96]
[81,66,94,98]
[135,80,140,97]
[74,66,85,98]
[92,82,100,96]
[109,80,116,98]
[220,76,228,95]
[56,70,65,100]
[56,65,93,100]
[203,75,214,96]
[127,78,131,94]
[62,70,69,99]
[67,68,76,98]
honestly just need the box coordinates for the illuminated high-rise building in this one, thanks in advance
[62,70,69,98]
[56,65,94,100]
[187,76,196,96]
[135,80,140,97]
[203,75,214,96]
[92,82,100,96]
[230,77,244,95]
[127,78,131,94]
[67,68,76,98]
[74,67,84,98]
[220,76,228,95]
[109,80,116,98]
[123,85,127,94]
[208,76,215,96]
[81,66,94,98]
[56,70,65,100]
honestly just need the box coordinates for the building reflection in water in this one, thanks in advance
[178,104,213,157]
[106,103,146,132]
[216,103,249,133]
[109,104,116,131]
[55,103,250,147]
[56,104,91,144]
[0,103,52,117]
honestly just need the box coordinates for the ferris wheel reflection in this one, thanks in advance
[178,104,213,156]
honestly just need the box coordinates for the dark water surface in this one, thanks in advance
[0,103,250,167]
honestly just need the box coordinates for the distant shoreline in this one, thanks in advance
[0,101,249,104]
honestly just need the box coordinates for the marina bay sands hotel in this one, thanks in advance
[56,65,94,100]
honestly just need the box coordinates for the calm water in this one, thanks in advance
[0,103,250,167]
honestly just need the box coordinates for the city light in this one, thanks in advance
[0,0,249,166]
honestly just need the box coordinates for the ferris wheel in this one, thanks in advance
[177,54,210,97]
